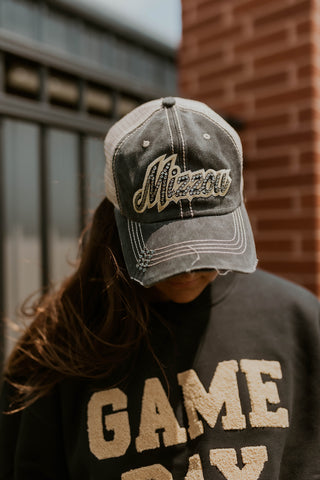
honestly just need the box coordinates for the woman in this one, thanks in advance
[1,97,319,479]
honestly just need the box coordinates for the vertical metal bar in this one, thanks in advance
[78,132,86,234]
[112,90,120,120]
[39,66,48,104]
[39,124,50,292]
[0,51,5,94]
[78,78,86,113]
[0,117,5,373]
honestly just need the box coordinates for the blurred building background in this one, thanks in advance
[180,0,320,296]
[0,0,178,365]
[1,0,319,368]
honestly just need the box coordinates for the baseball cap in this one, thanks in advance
[104,96,257,287]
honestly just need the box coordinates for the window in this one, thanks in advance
[85,136,106,219]
[48,129,79,284]
[3,119,41,356]
[1,0,40,42]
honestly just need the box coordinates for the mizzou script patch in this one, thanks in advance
[133,154,232,213]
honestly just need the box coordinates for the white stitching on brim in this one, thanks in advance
[149,209,246,266]
[127,218,139,261]
[127,206,248,273]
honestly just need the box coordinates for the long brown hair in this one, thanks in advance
[4,198,156,412]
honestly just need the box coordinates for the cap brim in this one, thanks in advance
[115,204,258,287]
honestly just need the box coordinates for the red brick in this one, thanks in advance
[245,153,292,169]
[301,107,320,123]
[179,76,199,96]
[193,86,227,101]
[255,86,313,109]
[256,130,314,148]
[284,274,318,293]
[246,197,294,211]
[302,237,318,252]
[234,29,289,55]
[179,48,224,68]
[181,0,197,11]
[297,64,320,81]
[300,194,320,208]
[254,43,312,70]
[196,23,244,47]
[197,0,220,6]
[312,21,320,38]
[183,11,223,32]
[257,216,316,232]
[179,37,197,53]
[259,259,317,274]
[253,0,311,29]
[196,6,231,29]
[297,64,312,78]
[233,0,291,15]
[298,107,314,123]
[296,19,312,36]
[216,100,251,117]
[199,61,245,84]
[307,283,318,295]
[180,0,320,292]
[235,72,289,94]
[246,113,291,130]
[182,11,198,30]
[255,238,295,253]
[257,171,315,189]
[299,151,316,166]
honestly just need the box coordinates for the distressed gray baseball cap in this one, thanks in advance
[104,97,257,287]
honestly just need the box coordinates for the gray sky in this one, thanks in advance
[77,0,182,47]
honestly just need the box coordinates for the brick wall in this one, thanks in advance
[179,0,320,294]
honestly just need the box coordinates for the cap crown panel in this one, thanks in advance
[113,107,242,223]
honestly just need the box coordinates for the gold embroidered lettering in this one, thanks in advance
[121,464,173,480]
[210,446,268,480]
[87,388,130,460]
[135,377,187,452]
[178,361,246,440]
[133,154,174,212]
[133,154,232,213]
[240,360,289,428]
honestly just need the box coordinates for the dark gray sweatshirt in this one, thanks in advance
[1,269,320,479]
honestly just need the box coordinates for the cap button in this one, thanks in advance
[162,97,176,108]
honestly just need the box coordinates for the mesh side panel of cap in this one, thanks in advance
[175,97,243,160]
[104,98,163,208]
